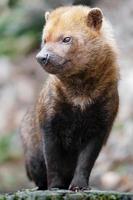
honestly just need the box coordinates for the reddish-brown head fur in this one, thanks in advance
[37,6,117,77]
[36,5,119,108]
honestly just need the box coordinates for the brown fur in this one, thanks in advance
[38,6,119,109]
[21,5,119,190]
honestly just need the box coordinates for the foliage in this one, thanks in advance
[0,132,21,163]
[0,189,133,200]
[0,1,45,57]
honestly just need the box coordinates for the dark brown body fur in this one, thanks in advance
[21,5,119,190]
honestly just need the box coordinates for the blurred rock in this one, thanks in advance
[14,77,35,103]
[101,172,121,189]
[0,57,12,84]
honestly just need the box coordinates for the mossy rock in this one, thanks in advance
[0,189,133,200]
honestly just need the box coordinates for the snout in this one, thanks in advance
[36,47,71,74]
[36,52,49,65]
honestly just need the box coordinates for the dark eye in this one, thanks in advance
[62,37,72,43]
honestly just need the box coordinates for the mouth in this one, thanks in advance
[41,58,71,69]
[40,59,71,74]
[53,59,71,68]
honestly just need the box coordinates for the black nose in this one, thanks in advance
[36,54,49,65]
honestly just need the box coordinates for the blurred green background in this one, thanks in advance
[0,0,133,193]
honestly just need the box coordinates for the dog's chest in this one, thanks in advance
[51,102,99,150]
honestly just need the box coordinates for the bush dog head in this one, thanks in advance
[36,6,116,77]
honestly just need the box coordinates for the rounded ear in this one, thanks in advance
[87,8,103,30]
[45,11,50,22]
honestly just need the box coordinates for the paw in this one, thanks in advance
[69,177,88,191]
[69,185,88,192]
